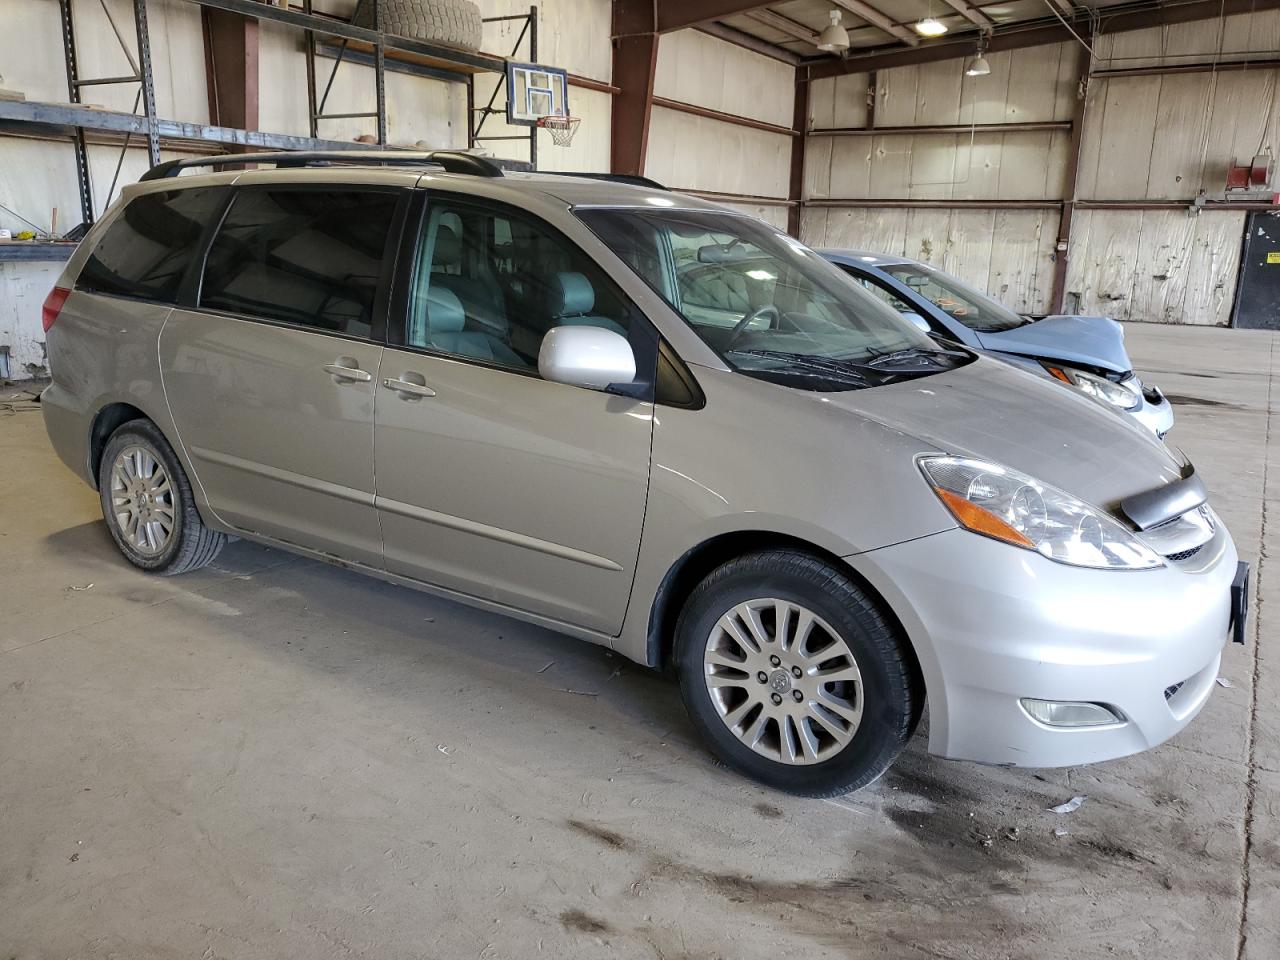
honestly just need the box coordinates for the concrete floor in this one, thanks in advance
[1,323,1277,960]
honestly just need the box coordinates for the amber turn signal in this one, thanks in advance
[934,488,1035,549]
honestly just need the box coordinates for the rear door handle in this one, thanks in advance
[383,376,436,399]
[323,361,372,383]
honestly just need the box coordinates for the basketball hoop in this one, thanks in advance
[537,115,580,147]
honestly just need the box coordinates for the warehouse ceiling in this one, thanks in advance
[679,0,1265,65]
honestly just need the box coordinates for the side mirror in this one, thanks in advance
[901,312,931,333]
[538,326,637,391]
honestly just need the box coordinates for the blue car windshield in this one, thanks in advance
[880,262,1028,333]
[577,208,969,391]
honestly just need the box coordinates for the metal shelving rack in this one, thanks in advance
[0,0,536,258]
[470,8,538,171]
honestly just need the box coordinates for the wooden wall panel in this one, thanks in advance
[654,30,793,128]
[1093,12,1280,70]
[1064,210,1245,324]
[646,106,791,197]
[1183,214,1247,325]
[808,45,1074,204]
[990,209,1057,310]
[1076,66,1280,202]
[866,135,913,197]
[717,201,789,230]
[799,206,1057,313]
[1083,75,1162,201]
[1145,74,1214,200]
[875,65,918,126]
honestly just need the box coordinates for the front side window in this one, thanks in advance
[578,208,971,391]
[200,188,399,338]
[78,187,225,303]
[880,262,1028,333]
[405,197,638,371]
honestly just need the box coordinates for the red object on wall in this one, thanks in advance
[1226,161,1251,190]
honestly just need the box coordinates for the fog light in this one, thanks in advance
[1020,699,1122,727]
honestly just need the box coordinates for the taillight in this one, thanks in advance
[42,286,70,332]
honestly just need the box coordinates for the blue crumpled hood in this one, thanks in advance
[978,314,1132,374]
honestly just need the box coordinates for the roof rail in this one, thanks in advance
[549,172,668,190]
[140,150,505,182]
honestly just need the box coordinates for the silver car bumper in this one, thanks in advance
[849,523,1237,767]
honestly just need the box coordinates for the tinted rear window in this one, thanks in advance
[77,187,225,303]
[199,188,399,338]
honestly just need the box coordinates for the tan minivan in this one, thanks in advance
[42,152,1245,796]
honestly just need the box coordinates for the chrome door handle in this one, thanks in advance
[383,377,436,399]
[323,362,372,383]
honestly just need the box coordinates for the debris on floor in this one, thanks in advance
[1049,796,1087,814]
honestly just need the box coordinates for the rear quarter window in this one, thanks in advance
[76,187,226,303]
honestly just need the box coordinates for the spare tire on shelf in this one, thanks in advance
[354,0,484,53]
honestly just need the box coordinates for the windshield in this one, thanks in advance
[880,262,1028,333]
[576,208,969,391]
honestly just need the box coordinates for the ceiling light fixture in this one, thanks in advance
[965,53,991,76]
[817,10,850,53]
[914,17,948,37]
[965,33,991,76]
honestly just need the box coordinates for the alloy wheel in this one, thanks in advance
[109,445,176,556]
[702,598,864,765]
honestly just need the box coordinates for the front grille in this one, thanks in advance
[1165,545,1203,563]
[1164,681,1185,701]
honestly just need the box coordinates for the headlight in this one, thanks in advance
[1043,364,1141,411]
[919,456,1163,570]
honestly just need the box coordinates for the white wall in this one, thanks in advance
[645,30,792,203]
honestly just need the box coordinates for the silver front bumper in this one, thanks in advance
[847,522,1236,768]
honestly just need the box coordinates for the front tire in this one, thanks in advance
[675,550,919,797]
[98,420,225,575]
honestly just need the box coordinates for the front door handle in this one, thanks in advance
[323,360,372,383]
[383,375,437,399]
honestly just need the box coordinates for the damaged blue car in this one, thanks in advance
[820,250,1174,437]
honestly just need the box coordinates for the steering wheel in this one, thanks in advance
[725,304,781,349]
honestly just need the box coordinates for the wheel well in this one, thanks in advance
[645,531,926,703]
[88,403,149,489]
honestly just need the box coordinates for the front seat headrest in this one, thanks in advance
[546,271,595,317]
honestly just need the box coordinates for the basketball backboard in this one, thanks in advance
[505,61,570,126]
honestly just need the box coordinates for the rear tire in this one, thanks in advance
[675,550,918,797]
[98,420,225,575]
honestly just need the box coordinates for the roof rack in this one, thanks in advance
[549,172,668,190]
[140,150,505,182]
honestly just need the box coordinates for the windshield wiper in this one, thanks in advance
[726,348,872,386]
[861,345,967,367]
